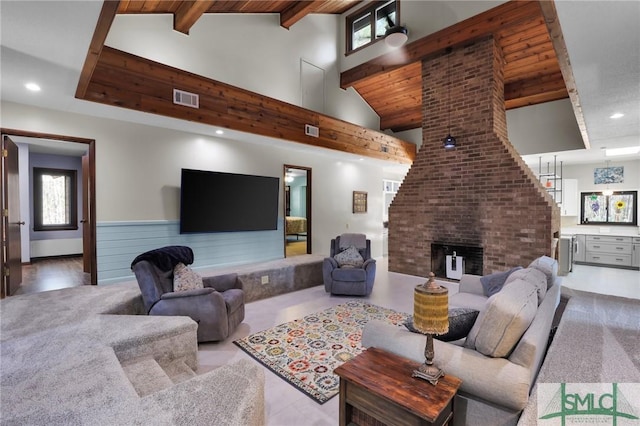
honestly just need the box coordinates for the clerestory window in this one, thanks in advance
[346,0,399,54]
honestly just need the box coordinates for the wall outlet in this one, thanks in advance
[261,275,269,285]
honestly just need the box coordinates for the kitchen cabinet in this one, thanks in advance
[578,235,633,268]
[560,179,578,216]
[633,237,640,268]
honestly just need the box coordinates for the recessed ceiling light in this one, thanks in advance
[609,113,624,119]
[215,130,224,135]
[25,82,41,92]
[606,146,640,156]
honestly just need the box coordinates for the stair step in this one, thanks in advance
[121,357,173,397]
[161,359,197,384]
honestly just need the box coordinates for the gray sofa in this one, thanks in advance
[362,256,561,426]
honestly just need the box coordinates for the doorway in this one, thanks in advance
[284,165,311,257]
[1,128,97,297]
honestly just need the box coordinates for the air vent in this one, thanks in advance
[173,89,199,108]
[305,124,319,138]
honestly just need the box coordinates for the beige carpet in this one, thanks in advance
[518,290,640,425]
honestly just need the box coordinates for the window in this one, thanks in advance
[346,0,399,53]
[580,191,637,226]
[33,167,78,231]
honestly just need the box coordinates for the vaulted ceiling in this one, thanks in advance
[341,1,571,133]
[113,1,571,133]
[73,1,579,164]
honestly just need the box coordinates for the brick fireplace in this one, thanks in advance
[388,36,560,278]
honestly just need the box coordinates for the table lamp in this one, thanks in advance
[412,272,449,385]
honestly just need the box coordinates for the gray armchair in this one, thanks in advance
[323,234,376,296]
[131,246,244,342]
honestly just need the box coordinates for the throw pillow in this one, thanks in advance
[480,266,523,297]
[528,256,557,289]
[404,308,479,342]
[464,279,538,358]
[173,262,204,292]
[504,267,547,305]
[334,245,364,268]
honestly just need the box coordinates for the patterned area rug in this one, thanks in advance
[234,300,409,404]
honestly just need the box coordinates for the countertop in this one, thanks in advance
[561,225,640,237]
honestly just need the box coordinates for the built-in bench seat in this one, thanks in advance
[196,254,324,302]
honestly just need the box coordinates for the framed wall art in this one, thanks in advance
[353,191,367,214]
[594,166,624,184]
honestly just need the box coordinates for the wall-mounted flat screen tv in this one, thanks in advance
[180,168,280,233]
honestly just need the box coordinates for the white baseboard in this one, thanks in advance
[31,239,83,258]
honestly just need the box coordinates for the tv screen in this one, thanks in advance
[180,169,280,233]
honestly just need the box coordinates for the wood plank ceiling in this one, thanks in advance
[341,0,569,132]
[78,0,570,162]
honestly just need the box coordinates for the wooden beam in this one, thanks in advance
[280,1,320,29]
[83,47,416,164]
[538,0,590,149]
[340,1,542,89]
[173,1,214,35]
[75,0,120,99]
[505,72,567,103]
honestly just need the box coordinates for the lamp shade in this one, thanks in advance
[385,25,408,48]
[413,274,449,335]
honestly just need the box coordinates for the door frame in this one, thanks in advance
[0,128,97,285]
[283,164,312,256]
[2,136,21,297]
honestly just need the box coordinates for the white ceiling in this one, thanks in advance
[1,1,638,167]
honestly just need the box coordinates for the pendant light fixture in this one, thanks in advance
[442,47,457,150]
[383,13,408,48]
[602,158,614,196]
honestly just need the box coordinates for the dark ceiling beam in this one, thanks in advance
[340,1,542,89]
[538,0,590,149]
[280,1,321,29]
[174,1,214,35]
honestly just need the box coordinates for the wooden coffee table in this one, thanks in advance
[334,347,462,426]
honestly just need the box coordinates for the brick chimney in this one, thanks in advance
[389,36,560,278]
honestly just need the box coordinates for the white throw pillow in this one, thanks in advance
[528,256,557,288]
[504,267,547,305]
[334,245,364,268]
[173,262,203,292]
[465,279,538,358]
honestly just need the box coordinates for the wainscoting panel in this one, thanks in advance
[97,220,284,284]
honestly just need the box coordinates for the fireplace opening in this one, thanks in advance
[431,243,483,280]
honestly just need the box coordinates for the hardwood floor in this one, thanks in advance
[15,256,91,296]
[286,238,308,257]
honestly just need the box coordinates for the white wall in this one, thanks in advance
[560,159,640,226]
[2,102,390,281]
[107,13,381,131]
[506,99,585,154]
[17,143,30,262]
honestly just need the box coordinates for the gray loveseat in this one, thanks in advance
[362,256,561,426]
